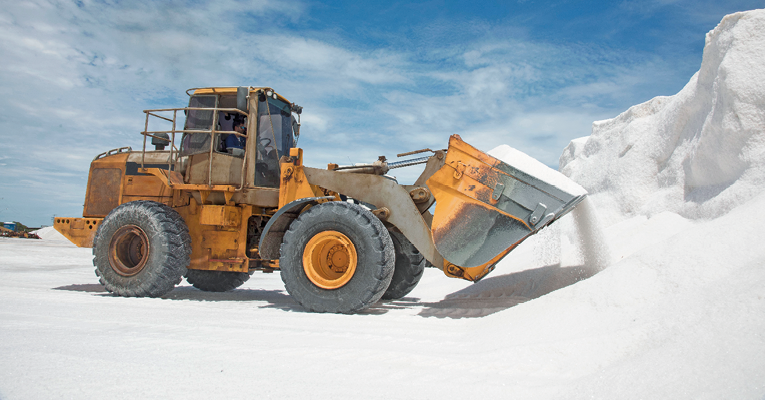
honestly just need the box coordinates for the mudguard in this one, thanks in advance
[258,196,334,260]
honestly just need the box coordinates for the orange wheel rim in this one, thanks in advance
[303,230,357,289]
[109,225,150,277]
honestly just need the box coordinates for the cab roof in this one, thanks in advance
[187,86,291,104]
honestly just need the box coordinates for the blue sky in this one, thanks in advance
[0,0,762,227]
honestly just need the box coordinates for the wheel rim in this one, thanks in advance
[303,230,357,289]
[109,225,150,277]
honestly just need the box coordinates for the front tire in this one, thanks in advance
[279,201,395,313]
[93,201,190,297]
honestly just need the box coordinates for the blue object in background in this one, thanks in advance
[3,222,16,231]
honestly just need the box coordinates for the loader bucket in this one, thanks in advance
[426,135,586,270]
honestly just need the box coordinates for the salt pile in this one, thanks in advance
[31,226,69,241]
[559,9,765,224]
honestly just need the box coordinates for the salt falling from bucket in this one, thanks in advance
[486,143,609,272]
[533,223,562,267]
[571,197,612,272]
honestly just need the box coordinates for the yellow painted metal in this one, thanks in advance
[53,217,103,248]
[279,147,326,208]
[442,243,518,282]
[199,205,242,227]
[303,230,358,289]
[84,153,128,218]
[177,200,253,273]
[202,230,240,251]
[427,137,530,232]
[73,158,259,272]
[426,134,532,281]
[206,258,248,272]
[191,86,292,104]
[192,87,239,95]
[140,168,238,193]
[122,173,172,203]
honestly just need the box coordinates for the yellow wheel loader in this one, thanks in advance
[55,86,586,313]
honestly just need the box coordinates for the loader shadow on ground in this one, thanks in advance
[55,282,400,314]
[53,264,600,317]
[53,283,108,293]
[162,286,306,311]
[54,283,306,312]
[414,264,599,319]
[162,286,294,302]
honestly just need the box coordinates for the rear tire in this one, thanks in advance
[185,270,250,292]
[381,231,426,300]
[279,201,395,313]
[93,201,190,297]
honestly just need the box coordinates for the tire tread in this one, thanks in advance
[93,201,190,297]
[279,201,394,313]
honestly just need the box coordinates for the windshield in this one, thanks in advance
[258,97,294,156]
[255,96,295,187]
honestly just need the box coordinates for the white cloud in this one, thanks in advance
[299,112,329,132]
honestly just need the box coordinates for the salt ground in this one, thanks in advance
[2,9,765,400]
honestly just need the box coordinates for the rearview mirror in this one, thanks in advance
[291,115,300,138]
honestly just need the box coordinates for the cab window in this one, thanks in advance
[180,95,216,156]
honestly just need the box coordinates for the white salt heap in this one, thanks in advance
[467,9,765,398]
[31,226,68,241]
[559,9,765,224]
[488,144,587,196]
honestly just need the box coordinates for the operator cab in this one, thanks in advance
[178,87,301,189]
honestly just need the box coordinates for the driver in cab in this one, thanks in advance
[226,120,247,150]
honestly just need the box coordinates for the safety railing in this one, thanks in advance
[139,107,249,189]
